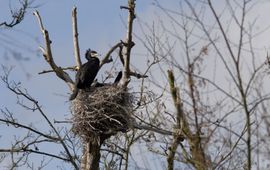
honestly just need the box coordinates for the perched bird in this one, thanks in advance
[92,71,122,87]
[114,71,122,85]
[69,49,100,100]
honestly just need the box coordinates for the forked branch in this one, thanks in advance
[33,10,74,91]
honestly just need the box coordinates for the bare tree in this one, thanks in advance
[1,0,148,169]
[2,0,270,170]
[131,0,270,169]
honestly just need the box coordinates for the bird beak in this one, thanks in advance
[92,53,100,57]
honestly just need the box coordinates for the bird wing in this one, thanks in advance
[75,66,84,88]
[74,58,100,89]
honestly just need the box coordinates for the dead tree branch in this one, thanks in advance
[133,122,173,136]
[0,148,70,162]
[72,7,82,69]
[129,71,148,79]
[121,0,136,87]
[0,116,59,141]
[33,11,74,91]
[38,66,77,74]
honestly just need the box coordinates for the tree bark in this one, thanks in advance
[81,140,102,170]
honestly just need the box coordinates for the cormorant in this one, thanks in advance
[69,49,100,100]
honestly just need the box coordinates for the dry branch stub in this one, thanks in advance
[71,85,133,142]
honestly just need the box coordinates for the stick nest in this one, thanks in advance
[70,85,133,142]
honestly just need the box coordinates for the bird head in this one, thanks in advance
[85,49,99,60]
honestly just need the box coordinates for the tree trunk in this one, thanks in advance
[81,140,102,170]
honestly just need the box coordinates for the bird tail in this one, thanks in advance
[114,71,122,85]
[69,87,79,100]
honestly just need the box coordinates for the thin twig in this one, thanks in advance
[133,123,173,136]
[0,148,70,162]
[2,65,79,169]
[0,118,59,141]
[38,66,77,74]
[0,0,31,28]
[129,71,148,79]
[100,42,123,68]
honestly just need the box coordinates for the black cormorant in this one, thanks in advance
[69,49,100,100]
